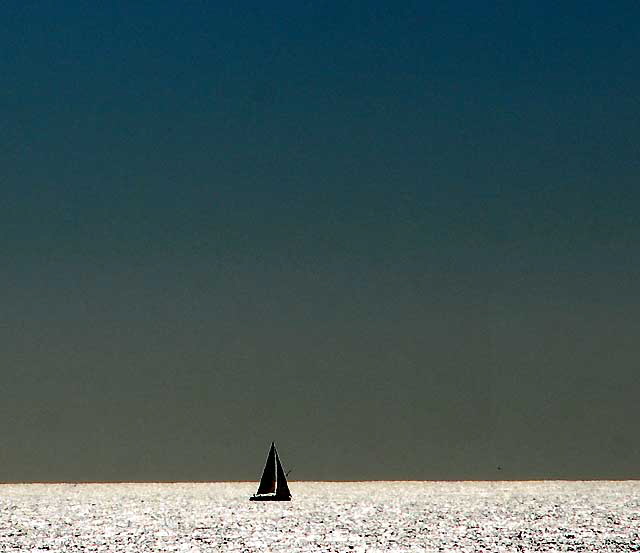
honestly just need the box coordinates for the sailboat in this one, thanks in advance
[249,442,292,501]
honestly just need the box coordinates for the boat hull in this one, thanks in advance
[249,495,291,502]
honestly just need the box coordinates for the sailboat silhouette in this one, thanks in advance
[249,442,292,501]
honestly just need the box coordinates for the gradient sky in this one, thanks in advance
[2,1,639,481]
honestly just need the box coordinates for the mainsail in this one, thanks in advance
[275,450,290,498]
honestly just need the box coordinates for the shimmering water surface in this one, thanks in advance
[1,481,638,551]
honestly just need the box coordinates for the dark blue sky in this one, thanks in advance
[2,1,639,481]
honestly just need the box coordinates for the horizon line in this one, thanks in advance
[1,478,638,485]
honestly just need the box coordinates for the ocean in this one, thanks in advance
[1,481,638,551]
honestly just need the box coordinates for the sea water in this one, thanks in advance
[1,481,638,551]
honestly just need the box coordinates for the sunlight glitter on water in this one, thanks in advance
[1,481,639,552]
